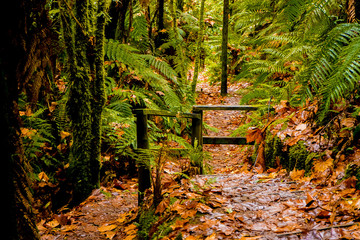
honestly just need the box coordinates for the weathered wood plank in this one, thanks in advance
[203,136,253,145]
[134,110,151,205]
[192,105,259,111]
[133,109,201,119]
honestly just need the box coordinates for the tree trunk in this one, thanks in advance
[60,0,106,205]
[115,0,131,43]
[155,0,166,48]
[91,0,107,190]
[1,1,40,239]
[221,0,230,96]
[192,0,206,93]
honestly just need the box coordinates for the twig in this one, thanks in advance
[276,223,358,237]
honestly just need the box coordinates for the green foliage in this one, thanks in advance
[226,0,360,122]
[136,208,158,240]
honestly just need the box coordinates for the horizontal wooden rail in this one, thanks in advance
[133,109,201,119]
[193,105,259,111]
[203,136,253,145]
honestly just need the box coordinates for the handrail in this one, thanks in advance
[133,109,201,119]
[193,105,260,111]
[133,105,262,205]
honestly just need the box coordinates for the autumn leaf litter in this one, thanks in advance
[39,80,360,239]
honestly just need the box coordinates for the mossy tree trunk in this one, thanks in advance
[220,0,230,96]
[1,1,40,239]
[155,0,166,48]
[91,0,107,191]
[191,0,206,93]
[60,0,107,205]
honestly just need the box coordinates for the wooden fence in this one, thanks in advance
[134,105,258,204]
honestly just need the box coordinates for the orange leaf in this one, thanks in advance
[98,224,117,232]
[205,232,216,240]
[246,128,263,144]
[289,169,305,181]
[196,203,213,214]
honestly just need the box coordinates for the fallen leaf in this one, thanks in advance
[45,219,60,228]
[124,224,137,233]
[341,118,356,128]
[196,203,213,213]
[170,218,189,230]
[38,172,49,182]
[239,237,262,240]
[61,225,77,232]
[181,209,198,218]
[306,193,315,207]
[205,232,216,240]
[246,128,263,144]
[155,198,170,214]
[313,158,333,173]
[104,231,116,239]
[185,236,198,240]
[290,169,305,181]
[295,123,307,131]
[98,224,117,232]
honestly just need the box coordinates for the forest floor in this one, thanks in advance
[39,77,360,240]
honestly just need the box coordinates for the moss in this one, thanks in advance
[288,141,308,171]
[137,208,158,240]
[344,163,360,190]
[264,133,288,169]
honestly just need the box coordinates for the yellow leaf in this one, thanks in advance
[60,131,71,139]
[185,237,198,240]
[313,158,333,173]
[38,171,49,182]
[289,169,305,181]
[205,232,216,240]
[116,213,127,223]
[104,231,116,239]
[46,219,60,228]
[124,224,137,233]
[98,224,117,232]
[61,225,77,232]
[124,235,137,240]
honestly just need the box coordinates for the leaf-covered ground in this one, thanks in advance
[39,79,360,239]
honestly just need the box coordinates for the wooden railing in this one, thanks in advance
[133,105,259,204]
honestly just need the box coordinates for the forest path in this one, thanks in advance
[195,81,251,174]
[39,80,360,240]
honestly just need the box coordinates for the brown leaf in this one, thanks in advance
[181,209,197,218]
[246,128,263,144]
[196,203,213,213]
[306,193,315,207]
[289,169,305,181]
[341,118,356,128]
[155,198,170,214]
[170,219,189,230]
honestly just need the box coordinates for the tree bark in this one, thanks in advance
[60,0,106,205]
[192,0,206,93]
[1,1,40,239]
[115,0,131,42]
[91,0,107,190]
[155,0,166,48]
[221,0,230,96]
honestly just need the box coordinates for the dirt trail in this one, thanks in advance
[196,81,251,173]
[39,81,360,239]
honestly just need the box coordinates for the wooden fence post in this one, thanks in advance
[191,109,203,173]
[135,110,151,205]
